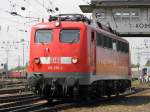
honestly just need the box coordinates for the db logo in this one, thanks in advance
[50,57,60,63]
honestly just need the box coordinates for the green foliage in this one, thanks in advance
[10,66,27,72]
[145,60,150,66]
[10,62,28,72]
[131,64,140,68]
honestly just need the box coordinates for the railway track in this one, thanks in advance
[0,93,45,112]
[1,83,27,88]
[0,87,27,95]
[0,93,34,103]
[30,87,148,112]
[0,78,27,90]
[0,95,41,108]
[0,87,148,112]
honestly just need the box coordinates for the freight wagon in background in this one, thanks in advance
[8,72,25,78]
[8,68,28,78]
[27,14,131,101]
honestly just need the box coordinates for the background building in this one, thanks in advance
[80,0,150,37]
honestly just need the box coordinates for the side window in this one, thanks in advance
[127,44,129,53]
[35,30,52,43]
[96,33,103,46]
[112,39,117,50]
[103,36,108,48]
[103,36,112,49]
[117,41,129,53]
[108,38,112,49]
[121,42,124,52]
[122,42,127,53]
[60,29,80,43]
[117,41,121,51]
[124,43,129,53]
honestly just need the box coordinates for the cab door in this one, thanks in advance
[29,29,53,72]
[90,31,96,74]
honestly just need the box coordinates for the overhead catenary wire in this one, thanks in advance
[81,0,91,5]
[1,0,59,25]
[34,0,59,14]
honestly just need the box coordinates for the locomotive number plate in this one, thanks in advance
[48,66,63,70]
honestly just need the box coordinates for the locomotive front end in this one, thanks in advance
[28,18,90,99]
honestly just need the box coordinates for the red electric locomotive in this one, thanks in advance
[28,14,131,100]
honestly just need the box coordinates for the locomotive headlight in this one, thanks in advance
[71,57,78,64]
[34,58,40,64]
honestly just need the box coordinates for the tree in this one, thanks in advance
[131,64,140,68]
[145,60,150,66]
[10,66,27,72]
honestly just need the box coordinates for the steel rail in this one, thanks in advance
[0,103,47,112]
[0,96,41,109]
[0,88,26,95]
[0,93,33,100]
[0,94,36,103]
[30,87,148,112]
[0,87,148,112]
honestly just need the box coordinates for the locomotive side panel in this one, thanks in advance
[96,48,130,78]
[95,32,130,80]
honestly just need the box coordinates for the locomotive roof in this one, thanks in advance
[90,23,129,43]
[33,14,128,43]
[48,14,91,24]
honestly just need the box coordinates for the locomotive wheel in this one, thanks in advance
[43,85,51,98]
[35,79,45,97]
[80,85,93,100]
[107,93,111,98]
[106,89,112,98]
[72,85,80,100]
[47,98,53,103]
[116,92,119,97]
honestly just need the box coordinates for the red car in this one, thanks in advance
[28,14,131,100]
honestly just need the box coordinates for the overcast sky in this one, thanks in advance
[0,0,149,69]
[0,0,90,69]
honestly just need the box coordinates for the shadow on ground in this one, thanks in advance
[72,90,150,109]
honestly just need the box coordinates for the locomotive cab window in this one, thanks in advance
[35,30,52,43]
[60,29,80,43]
